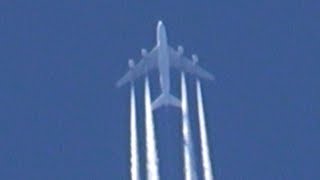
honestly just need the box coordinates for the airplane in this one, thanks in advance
[116,20,214,110]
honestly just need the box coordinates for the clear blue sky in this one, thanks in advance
[0,1,318,179]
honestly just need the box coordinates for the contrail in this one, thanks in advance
[181,73,198,180]
[130,84,140,180]
[145,77,160,180]
[196,79,214,180]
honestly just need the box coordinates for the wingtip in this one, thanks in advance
[115,81,123,88]
[210,75,215,81]
[205,73,215,81]
[116,79,133,88]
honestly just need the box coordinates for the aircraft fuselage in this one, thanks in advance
[156,21,170,95]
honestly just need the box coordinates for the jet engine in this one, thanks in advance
[128,59,135,68]
[177,45,184,56]
[141,48,147,57]
[192,54,199,65]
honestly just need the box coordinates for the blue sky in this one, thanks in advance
[0,1,319,179]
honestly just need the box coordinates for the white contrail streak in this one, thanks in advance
[145,77,160,180]
[181,73,198,180]
[130,84,140,180]
[196,79,214,180]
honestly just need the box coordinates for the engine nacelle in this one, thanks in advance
[141,48,147,57]
[177,45,184,56]
[128,59,135,68]
[192,54,199,65]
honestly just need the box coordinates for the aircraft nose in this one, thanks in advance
[157,20,163,28]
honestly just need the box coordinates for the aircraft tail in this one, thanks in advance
[151,93,181,110]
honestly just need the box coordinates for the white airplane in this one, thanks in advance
[116,21,214,110]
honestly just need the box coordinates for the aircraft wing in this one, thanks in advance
[168,47,215,80]
[116,46,158,87]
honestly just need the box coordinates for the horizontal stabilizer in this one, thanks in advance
[151,93,181,110]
